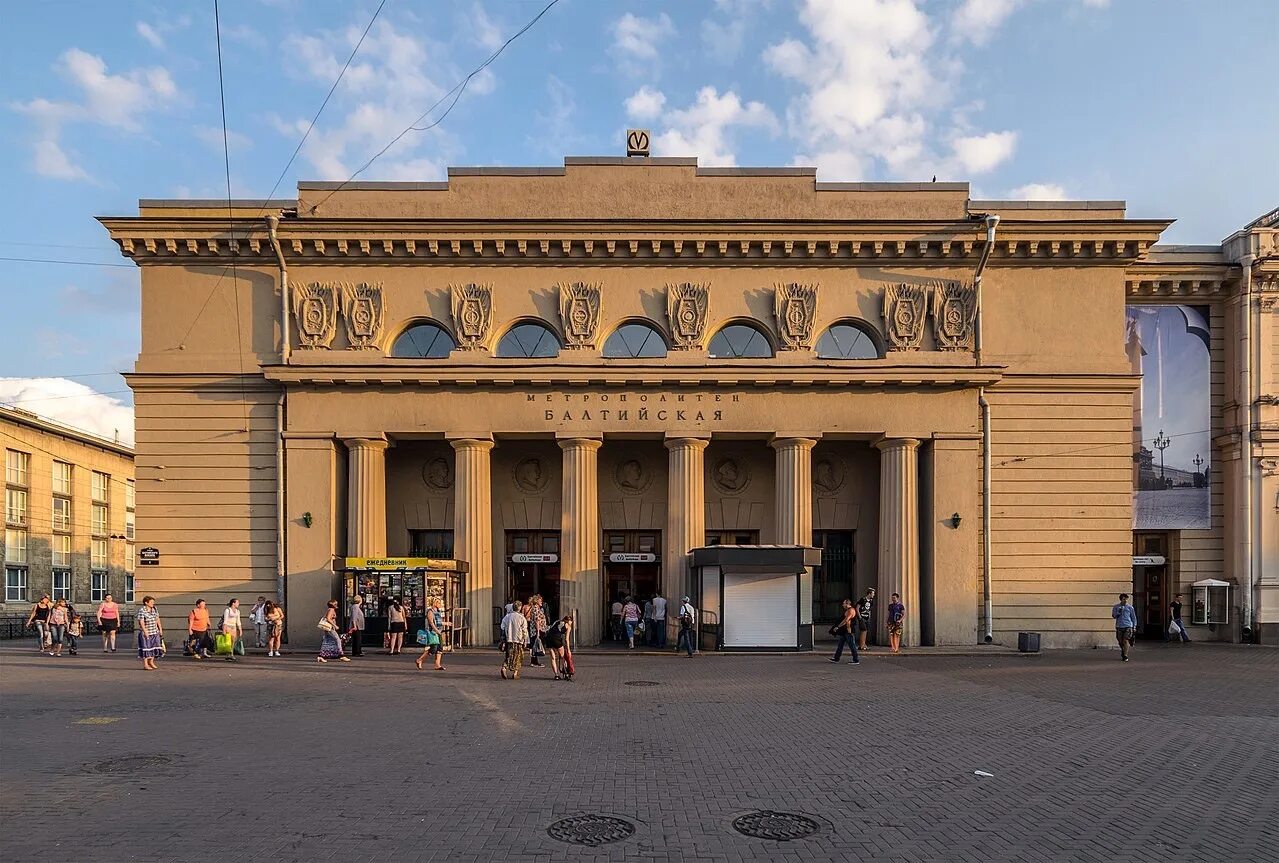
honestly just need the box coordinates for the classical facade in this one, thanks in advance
[1,406,136,612]
[98,158,1278,647]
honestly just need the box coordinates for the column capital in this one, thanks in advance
[449,437,494,452]
[665,436,710,451]
[555,432,603,451]
[874,436,921,452]
[344,435,389,451]
[769,435,819,450]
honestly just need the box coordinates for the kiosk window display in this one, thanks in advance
[340,557,470,646]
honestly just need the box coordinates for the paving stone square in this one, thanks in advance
[1,643,1276,862]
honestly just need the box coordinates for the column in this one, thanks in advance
[344,437,388,557]
[876,437,921,647]
[451,437,494,645]
[559,436,602,645]
[665,436,709,617]
[771,437,817,544]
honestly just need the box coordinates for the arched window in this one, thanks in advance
[602,322,668,358]
[815,321,882,360]
[389,322,455,358]
[495,321,561,358]
[707,322,774,359]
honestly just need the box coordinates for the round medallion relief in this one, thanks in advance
[711,457,751,496]
[422,457,453,492]
[512,457,550,494]
[812,456,846,497]
[613,459,653,496]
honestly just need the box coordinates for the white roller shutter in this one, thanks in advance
[723,571,796,648]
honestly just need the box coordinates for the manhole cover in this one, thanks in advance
[732,811,820,841]
[624,680,660,687]
[547,815,636,846]
[90,755,174,774]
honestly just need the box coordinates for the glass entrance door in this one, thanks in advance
[603,531,661,640]
[813,530,855,628]
[503,531,561,621]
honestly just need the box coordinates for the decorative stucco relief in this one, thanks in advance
[813,455,846,497]
[451,283,493,350]
[614,459,654,495]
[292,283,338,349]
[340,283,384,349]
[930,280,977,351]
[422,457,453,491]
[881,283,928,351]
[774,282,818,350]
[513,457,550,494]
[710,457,751,495]
[558,282,602,349]
[667,282,709,349]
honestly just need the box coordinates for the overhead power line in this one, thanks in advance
[0,256,134,269]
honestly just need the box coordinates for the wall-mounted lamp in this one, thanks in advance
[302,512,313,528]
[949,513,962,529]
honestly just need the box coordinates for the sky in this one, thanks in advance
[1,0,1277,445]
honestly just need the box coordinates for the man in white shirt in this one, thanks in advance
[500,605,529,680]
[676,596,697,657]
[250,596,268,647]
[651,592,668,649]
[610,598,624,642]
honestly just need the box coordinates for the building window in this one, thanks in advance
[603,322,669,358]
[52,533,71,567]
[495,322,561,358]
[91,538,108,569]
[125,542,135,573]
[6,449,30,486]
[52,570,71,601]
[5,567,27,603]
[4,529,27,564]
[409,530,454,557]
[52,497,71,532]
[124,574,135,604]
[92,471,109,502]
[125,511,135,541]
[53,461,73,495]
[91,571,108,602]
[390,322,456,358]
[92,503,108,535]
[5,488,27,526]
[707,323,774,359]
[125,478,135,510]
[815,321,882,360]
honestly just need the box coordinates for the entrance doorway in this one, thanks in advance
[603,530,661,641]
[813,530,855,628]
[1133,533,1170,639]
[503,530,561,622]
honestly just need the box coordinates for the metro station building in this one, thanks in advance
[100,157,1279,647]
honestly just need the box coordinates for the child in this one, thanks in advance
[67,614,83,656]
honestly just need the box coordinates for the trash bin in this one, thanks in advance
[1017,632,1041,653]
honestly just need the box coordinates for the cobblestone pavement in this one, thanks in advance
[1,641,1276,863]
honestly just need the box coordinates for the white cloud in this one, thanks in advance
[136,21,165,49]
[952,0,1021,45]
[612,12,675,71]
[764,0,1019,181]
[701,17,748,65]
[470,3,504,51]
[10,48,178,180]
[1080,0,1110,7]
[649,86,779,166]
[194,125,252,151]
[1009,182,1068,200]
[625,86,667,122]
[0,379,135,448]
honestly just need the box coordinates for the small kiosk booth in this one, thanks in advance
[339,557,471,647]
[689,545,821,651]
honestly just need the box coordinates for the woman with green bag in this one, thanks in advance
[415,597,447,671]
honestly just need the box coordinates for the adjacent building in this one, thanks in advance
[98,156,1278,647]
[1,406,136,613]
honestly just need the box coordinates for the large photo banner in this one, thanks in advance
[1125,305,1211,530]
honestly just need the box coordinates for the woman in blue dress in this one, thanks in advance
[415,597,448,671]
[135,596,164,671]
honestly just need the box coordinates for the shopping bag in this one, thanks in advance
[233,638,245,656]
[215,632,234,655]
[1168,621,1180,635]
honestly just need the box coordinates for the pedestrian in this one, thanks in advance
[135,596,164,671]
[887,592,905,654]
[221,598,244,663]
[317,599,350,663]
[348,595,365,657]
[46,599,70,656]
[499,602,528,679]
[415,597,448,671]
[651,590,668,649]
[25,594,52,653]
[527,594,548,667]
[187,599,212,660]
[610,596,624,641]
[1112,593,1138,662]
[265,600,284,657]
[67,613,82,655]
[386,596,407,655]
[856,588,876,650]
[675,596,697,658]
[249,596,268,648]
[621,595,642,649]
[96,593,121,653]
[642,595,655,646]
[1166,593,1191,643]
[828,599,860,665]
[543,614,574,680]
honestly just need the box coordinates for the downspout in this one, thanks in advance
[1240,251,1255,642]
[266,215,290,638]
[974,214,999,643]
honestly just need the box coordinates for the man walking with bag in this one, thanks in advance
[1165,593,1191,643]
[675,596,697,658]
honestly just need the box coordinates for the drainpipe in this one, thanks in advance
[266,215,290,634]
[974,214,999,643]
[1240,252,1255,642]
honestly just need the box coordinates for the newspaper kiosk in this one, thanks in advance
[689,545,820,651]
[340,557,471,647]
